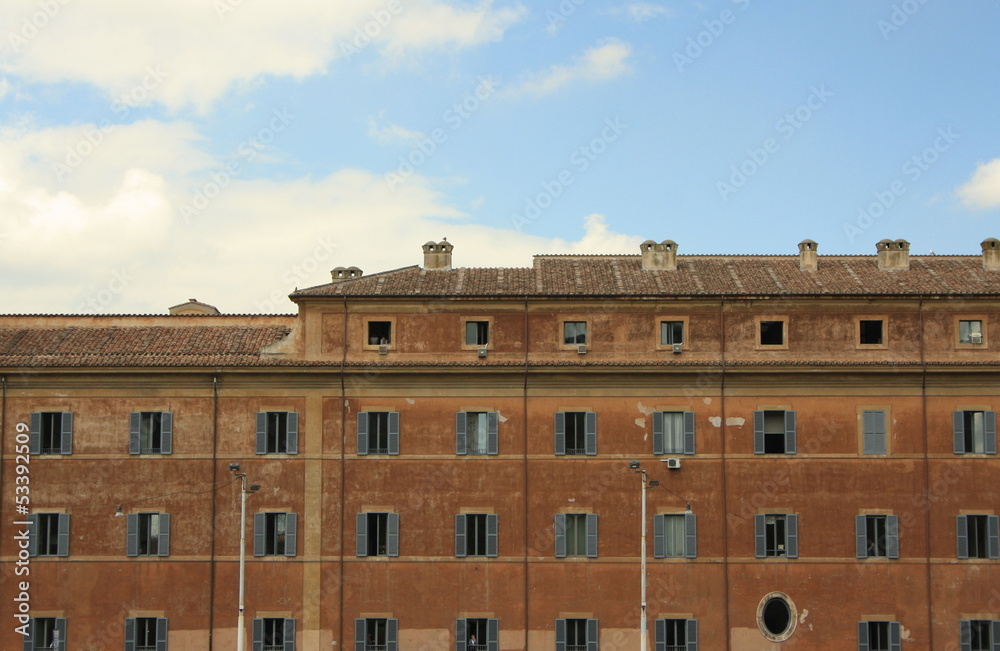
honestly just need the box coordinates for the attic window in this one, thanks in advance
[760,321,784,346]
[368,322,391,345]
[859,320,884,345]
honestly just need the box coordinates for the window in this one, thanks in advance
[653,411,695,455]
[368,321,392,345]
[759,320,784,346]
[857,620,901,651]
[862,410,887,455]
[957,515,1000,559]
[357,412,399,455]
[465,321,489,346]
[455,513,498,558]
[960,319,984,345]
[27,513,69,557]
[126,513,170,557]
[255,411,298,454]
[125,617,167,651]
[29,412,72,455]
[24,617,66,650]
[253,512,297,557]
[960,620,1000,651]
[456,618,498,651]
[555,618,597,651]
[758,594,796,642]
[655,618,698,651]
[356,512,399,557]
[253,617,295,651]
[563,321,587,345]
[355,618,397,651]
[555,513,597,558]
[859,320,884,345]
[456,411,498,455]
[754,514,798,558]
[129,412,173,454]
[554,412,596,456]
[654,513,697,558]
[954,410,998,455]
[661,321,684,346]
[753,410,796,455]
[856,515,898,559]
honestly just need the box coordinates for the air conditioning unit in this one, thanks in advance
[666,458,681,469]
[477,348,488,358]
[378,344,388,355]
[970,333,983,344]
[672,343,683,354]
[577,344,588,354]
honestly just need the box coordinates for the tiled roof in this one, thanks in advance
[291,255,1000,298]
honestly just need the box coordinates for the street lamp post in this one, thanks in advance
[629,461,650,651]
[230,463,260,651]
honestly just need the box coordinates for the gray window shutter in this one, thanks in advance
[886,515,899,559]
[160,412,173,455]
[957,515,969,559]
[889,621,901,651]
[554,412,566,455]
[256,412,267,454]
[653,514,665,559]
[855,515,867,558]
[555,619,566,651]
[283,618,296,651]
[22,618,33,651]
[57,513,70,556]
[55,618,67,651]
[388,412,400,455]
[284,513,297,557]
[158,513,171,557]
[488,412,499,455]
[387,619,398,651]
[586,513,598,558]
[487,619,499,651]
[652,411,664,455]
[683,412,696,455]
[126,513,139,556]
[586,619,599,651]
[455,514,466,557]
[29,412,41,455]
[991,621,1000,651]
[784,411,796,454]
[252,618,263,651]
[654,619,665,651]
[754,515,766,558]
[959,620,971,651]
[356,513,368,557]
[125,618,136,651]
[954,411,966,454]
[986,411,997,455]
[863,410,885,455]
[354,619,365,651]
[584,412,597,456]
[684,513,698,559]
[753,411,765,454]
[27,514,38,557]
[387,513,399,557]
[686,619,698,651]
[785,514,798,558]
[129,412,141,454]
[456,619,467,651]
[857,621,869,651]
[357,413,369,455]
[456,412,467,455]
[286,412,298,455]
[487,513,499,557]
[989,515,1000,559]
[60,412,73,455]
[156,617,168,651]
[554,514,567,558]
[254,513,265,556]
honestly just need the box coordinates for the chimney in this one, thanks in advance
[640,240,678,271]
[983,238,1000,271]
[876,239,910,270]
[330,266,363,282]
[422,239,454,270]
[798,239,818,271]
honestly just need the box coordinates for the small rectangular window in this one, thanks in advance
[953,410,998,455]
[653,411,694,455]
[754,410,796,455]
[465,321,489,346]
[759,320,784,346]
[358,411,400,455]
[862,410,887,455]
[564,321,587,345]
[456,618,498,651]
[755,513,798,558]
[356,512,399,557]
[255,411,298,455]
[29,412,73,455]
[563,413,586,455]
[26,617,66,650]
[555,618,598,651]
[455,513,498,558]
[959,319,984,344]
[859,320,884,345]
[253,617,295,651]
[368,321,392,345]
[254,512,297,557]
[130,412,173,455]
[555,513,597,558]
[655,618,698,651]
[654,513,697,559]
[856,514,898,559]
[858,620,900,651]
[660,321,684,346]
[127,513,170,557]
[125,617,167,651]
[960,619,998,651]
[28,513,69,557]
[357,618,397,651]
[554,412,597,456]
[957,514,1000,559]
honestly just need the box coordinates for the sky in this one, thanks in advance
[1,0,999,314]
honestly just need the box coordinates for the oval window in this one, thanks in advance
[757,592,796,641]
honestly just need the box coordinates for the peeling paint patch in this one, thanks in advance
[799,609,809,623]
[635,418,646,429]
[702,397,712,405]
[709,417,722,428]
[726,417,746,427]
[637,402,654,415]
[901,626,912,641]
[405,398,415,405]
[567,498,575,502]
[497,412,508,422]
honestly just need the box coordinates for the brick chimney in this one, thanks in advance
[640,240,678,271]
[330,266,363,282]
[876,239,910,270]
[422,240,454,270]
[798,239,818,271]
[983,238,1000,271]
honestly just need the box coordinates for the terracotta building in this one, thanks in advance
[2,238,999,651]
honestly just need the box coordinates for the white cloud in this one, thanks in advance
[0,0,526,113]
[957,158,1000,210]
[504,39,633,98]
[367,112,427,145]
[0,77,9,100]
[609,3,672,23]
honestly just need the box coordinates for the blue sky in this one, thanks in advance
[1,0,998,313]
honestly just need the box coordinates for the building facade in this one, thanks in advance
[1,238,999,651]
